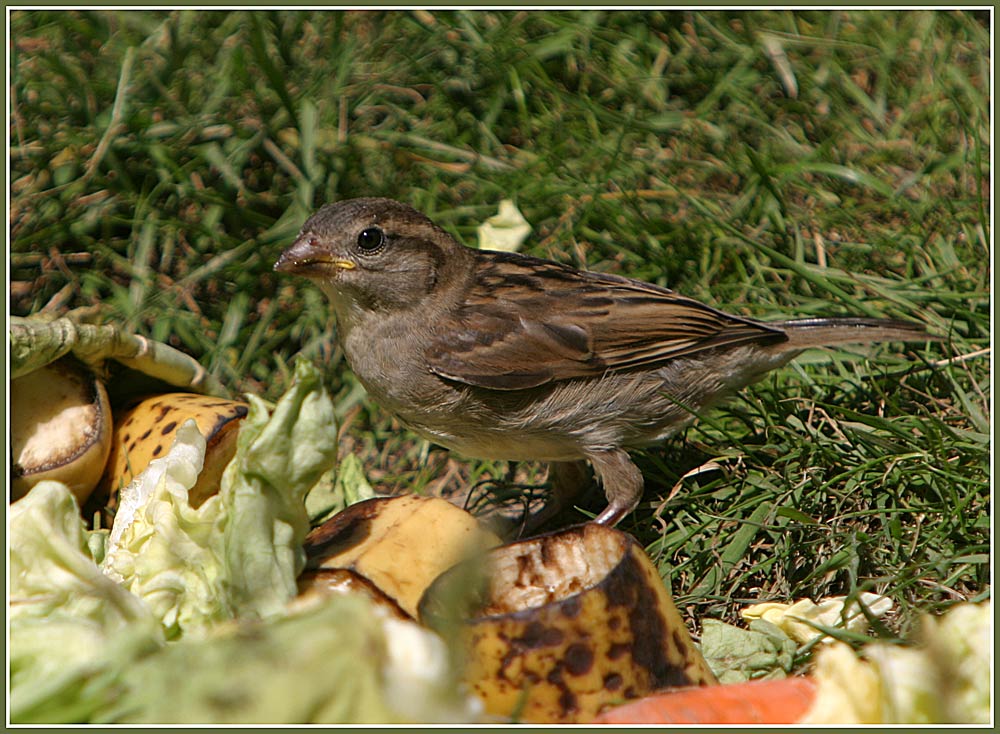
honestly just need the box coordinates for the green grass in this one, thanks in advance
[10,9,989,647]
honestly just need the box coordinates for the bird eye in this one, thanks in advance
[356,227,385,253]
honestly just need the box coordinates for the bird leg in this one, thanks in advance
[545,459,593,515]
[472,459,593,539]
[491,451,643,536]
[588,448,645,526]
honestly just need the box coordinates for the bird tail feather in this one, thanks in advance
[775,317,940,350]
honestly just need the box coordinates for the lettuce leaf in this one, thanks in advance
[221,360,339,618]
[95,593,481,724]
[802,601,991,724]
[101,358,338,636]
[9,481,163,723]
[700,617,796,683]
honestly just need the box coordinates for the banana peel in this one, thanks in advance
[10,357,112,504]
[97,393,248,509]
[420,522,717,723]
[304,495,501,619]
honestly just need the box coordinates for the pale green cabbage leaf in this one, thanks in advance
[94,593,481,724]
[476,199,531,252]
[100,358,338,636]
[9,481,164,723]
[802,600,991,724]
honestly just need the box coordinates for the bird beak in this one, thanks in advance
[274,235,356,275]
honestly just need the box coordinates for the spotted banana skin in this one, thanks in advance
[98,392,248,508]
[423,523,717,723]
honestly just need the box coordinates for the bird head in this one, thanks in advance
[275,198,470,313]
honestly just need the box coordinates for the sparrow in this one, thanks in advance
[275,197,937,528]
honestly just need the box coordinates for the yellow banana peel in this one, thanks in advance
[99,393,248,508]
[421,522,717,723]
[304,494,502,619]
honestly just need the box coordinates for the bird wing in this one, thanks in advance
[426,251,788,390]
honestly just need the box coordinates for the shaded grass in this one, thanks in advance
[9,9,990,645]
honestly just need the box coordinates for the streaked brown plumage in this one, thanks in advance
[275,198,937,528]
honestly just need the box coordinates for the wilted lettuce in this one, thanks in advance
[700,617,796,683]
[101,357,338,636]
[802,600,992,724]
[9,481,163,722]
[304,451,378,525]
[95,593,480,724]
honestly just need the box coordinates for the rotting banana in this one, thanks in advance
[304,494,501,619]
[10,356,112,504]
[98,393,248,509]
[419,522,718,724]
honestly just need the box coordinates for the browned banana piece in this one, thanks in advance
[11,356,112,504]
